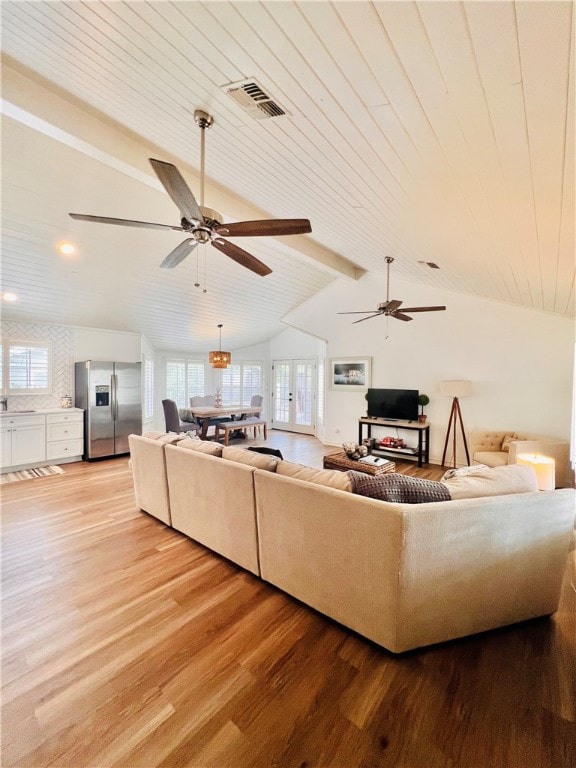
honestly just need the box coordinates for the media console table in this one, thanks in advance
[358,417,430,468]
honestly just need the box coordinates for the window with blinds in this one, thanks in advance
[220,362,263,406]
[165,359,205,407]
[1,340,52,394]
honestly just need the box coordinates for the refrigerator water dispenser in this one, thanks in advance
[95,385,110,407]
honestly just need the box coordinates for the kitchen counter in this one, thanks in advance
[1,408,84,416]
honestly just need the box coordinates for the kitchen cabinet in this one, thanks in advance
[46,411,84,462]
[1,414,46,468]
[0,409,84,471]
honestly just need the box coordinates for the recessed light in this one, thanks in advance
[59,242,76,255]
[2,292,18,302]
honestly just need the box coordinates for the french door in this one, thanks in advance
[272,359,315,434]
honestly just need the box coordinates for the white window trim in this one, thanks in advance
[1,338,53,395]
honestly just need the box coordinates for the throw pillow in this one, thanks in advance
[501,434,516,452]
[222,446,279,471]
[348,472,451,504]
[177,438,223,457]
[442,464,537,500]
[276,460,352,492]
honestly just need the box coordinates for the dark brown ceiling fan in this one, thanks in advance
[338,257,446,323]
[69,109,311,276]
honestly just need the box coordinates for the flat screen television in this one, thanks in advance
[366,388,419,421]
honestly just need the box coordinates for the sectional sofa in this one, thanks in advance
[128,433,575,654]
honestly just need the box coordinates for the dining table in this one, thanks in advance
[179,405,262,440]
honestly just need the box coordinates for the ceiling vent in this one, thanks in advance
[223,79,288,120]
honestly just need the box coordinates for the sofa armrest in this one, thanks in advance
[508,440,572,487]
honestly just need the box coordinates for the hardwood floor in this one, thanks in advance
[1,431,575,767]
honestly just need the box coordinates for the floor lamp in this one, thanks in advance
[440,380,472,468]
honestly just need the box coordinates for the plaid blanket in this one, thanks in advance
[348,471,451,504]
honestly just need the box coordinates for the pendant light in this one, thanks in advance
[209,324,231,369]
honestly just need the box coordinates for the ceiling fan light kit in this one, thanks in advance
[69,109,312,277]
[338,257,447,324]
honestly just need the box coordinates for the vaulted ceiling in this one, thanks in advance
[1,1,574,352]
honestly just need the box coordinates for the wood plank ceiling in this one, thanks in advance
[1,1,574,351]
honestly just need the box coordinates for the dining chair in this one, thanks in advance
[250,394,264,417]
[162,399,200,435]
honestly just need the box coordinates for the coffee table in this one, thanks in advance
[323,451,395,476]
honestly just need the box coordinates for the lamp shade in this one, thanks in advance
[440,380,472,398]
[209,323,231,369]
[516,453,555,491]
[209,350,231,369]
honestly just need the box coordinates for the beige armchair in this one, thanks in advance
[469,431,573,488]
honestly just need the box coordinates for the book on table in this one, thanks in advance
[358,455,393,466]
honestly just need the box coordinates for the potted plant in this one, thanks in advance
[418,394,429,424]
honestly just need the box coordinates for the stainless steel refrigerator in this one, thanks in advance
[75,361,142,459]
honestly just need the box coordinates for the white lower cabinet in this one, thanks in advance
[1,414,46,468]
[46,411,84,461]
[0,410,84,470]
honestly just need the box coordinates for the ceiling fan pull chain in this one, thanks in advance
[194,248,200,288]
[202,243,208,293]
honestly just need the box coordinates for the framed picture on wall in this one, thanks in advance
[329,357,371,391]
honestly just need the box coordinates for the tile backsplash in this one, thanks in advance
[1,320,74,411]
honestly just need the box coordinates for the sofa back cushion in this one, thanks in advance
[142,432,186,445]
[276,460,352,492]
[177,437,223,457]
[442,464,537,500]
[222,446,279,471]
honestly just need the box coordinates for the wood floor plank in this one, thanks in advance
[1,431,575,767]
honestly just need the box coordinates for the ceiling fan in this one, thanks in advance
[338,257,446,323]
[69,109,311,276]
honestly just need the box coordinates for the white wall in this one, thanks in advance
[284,272,575,463]
[73,327,142,362]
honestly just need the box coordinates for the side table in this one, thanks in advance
[323,452,396,476]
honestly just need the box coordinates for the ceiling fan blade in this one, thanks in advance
[211,238,272,276]
[69,213,183,231]
[214,219,312,237]
[149,158,203,223]
[400,306,446,313]
[384,299,403,311]
[159,239,198,269]
[338,310,380,315]
[391,312,413,322]
[352,313,383,324]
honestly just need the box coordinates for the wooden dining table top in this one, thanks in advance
[179,405,261,421]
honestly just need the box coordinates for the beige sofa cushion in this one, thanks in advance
[276,460,352,492]
[165,445,260,575]
[143,431,186,445]
[177,437,223,457]
[442,464,537,500]
[222,446,278,471]
[473,450,509,468]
